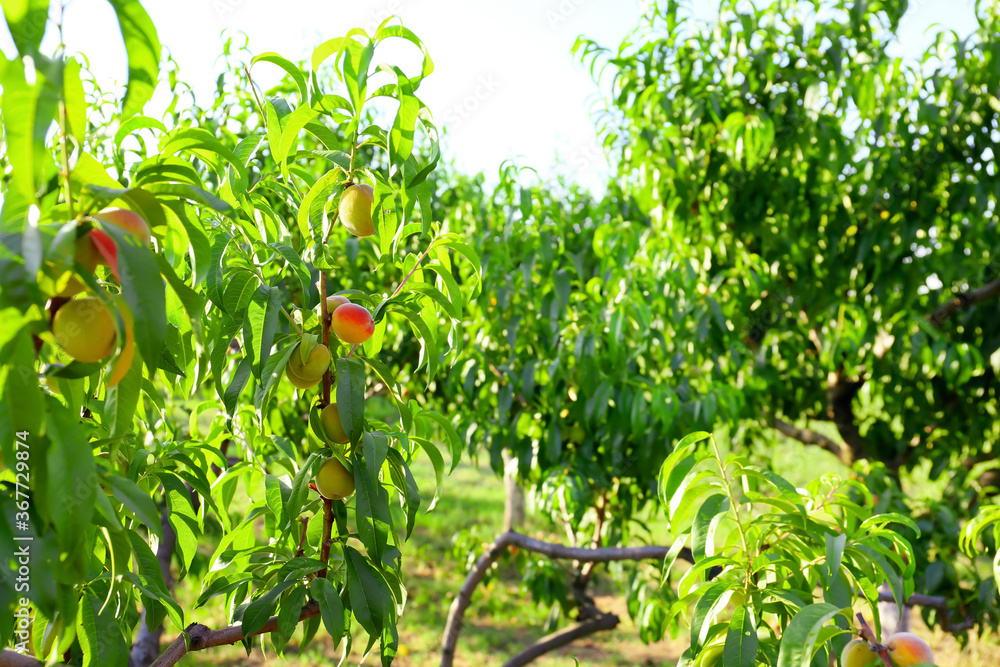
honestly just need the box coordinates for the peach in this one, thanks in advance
[885,632,934,666]
[286,343,330,389]
[840,639,879,667]
[326,294,350,312]
[320,403,349,444]
[338,184,375,237]
[315,457,355,500]
[55,234,102,297]
[52,297,117,363]
[90,209,151,280]
[94,208,151,245]
[331,303,374,345]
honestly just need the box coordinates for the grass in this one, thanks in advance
[167,443,999,666]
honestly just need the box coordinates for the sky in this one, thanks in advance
[0,0,985,194]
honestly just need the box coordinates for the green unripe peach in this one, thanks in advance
[52,297,117,363]
[338,184,375,237]
[326,295,350,312]
[841,639,879,667]
[331,303,375,345]
[315,457,355,500]
[885,632,934,666]
[286,343,330,389]
[695,643,724,667]
[320,403,350,444]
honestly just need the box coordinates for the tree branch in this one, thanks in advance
[147,601,320,667]
[771,417,851,465]
[826,371,868,463]
[0,652,45,667]
[876,591,975,631]
[501,612,620,667]
[928,277,1000,327]
[440,531,692,667]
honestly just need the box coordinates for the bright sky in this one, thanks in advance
[1,0,983,194]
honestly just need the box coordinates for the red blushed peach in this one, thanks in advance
[95,208,151,244]
[331,303,375,344]
[90,209,151,280]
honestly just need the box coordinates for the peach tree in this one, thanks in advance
[0,3,474,666]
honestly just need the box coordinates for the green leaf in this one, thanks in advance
[106,0,161,117]
[724,605,758,667]
[1,0,48,55]
[248,284,281,378]
[354,434,393,568]
[45,409,96,556]
[344,547,395,648]
[242,579,297,638]
[775,603,843,667]
[108,477,162,538]
[223,356,253,416]
[386,449,420,539]
[77,586,129,667]
[105,342,142,437]
[277,584,307,638]
[252,52,309,103]
[415,409,462,473]
[691,494,729,560]
[335,357,366,442]
[309,577,347,648]
[101,222,167,372]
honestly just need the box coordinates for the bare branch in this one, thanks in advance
[771,417,851,465]
[440,531,691,667]
[148,601,320,667]
[501,612,620,667]
[929,277,1000,327]
[875,591,975,632]
[0,651,45,667]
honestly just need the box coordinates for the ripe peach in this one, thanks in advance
[840,639,879,667]
[320,403,349,444]
[94,208,151,245]
[286,343,330,389]
[331,303,374,345]
[315,457,355,500]
[90,209,151,279]
[338,183,375,237]
[326,295,350,312]
[885,632,934,666]
[52,297,117,363]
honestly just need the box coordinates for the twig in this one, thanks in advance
[928,277,1000,327]
[875,591,975,631]
[501,612,620,667]
[771,417,851,465]
[318,497,334,579]
[346,240,435,360]
[855,614,894,666]
[146,601,320,667]
[439,531,692,667]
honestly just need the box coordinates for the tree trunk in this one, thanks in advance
[128,512,177,667]
[502,449,525,531]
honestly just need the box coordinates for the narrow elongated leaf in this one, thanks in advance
[724,605,758,667]
[335,357,366,442]
[106,0,160,117]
